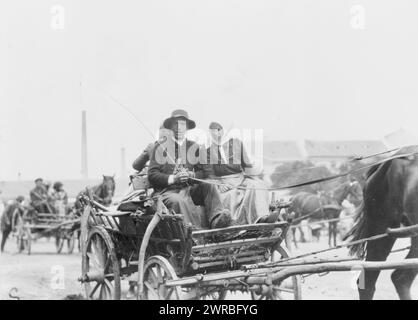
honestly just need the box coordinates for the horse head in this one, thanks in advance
[101,175,115,206]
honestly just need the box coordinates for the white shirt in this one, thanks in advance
[209,137,228,163]
[168,136,187,185]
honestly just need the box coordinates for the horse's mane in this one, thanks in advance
[364,163,381,180]
[344,160,392,257]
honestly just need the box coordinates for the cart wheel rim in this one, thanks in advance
[251,245,302,300]
[200,289,227,300]
[82,226,121,300]
[142,256,180,300]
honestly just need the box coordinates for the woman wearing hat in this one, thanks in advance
[51,181,69,215]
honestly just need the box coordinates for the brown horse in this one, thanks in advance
[345,145,418,300]
[290,180,362,248]
[74,175,116,212]
[72,175,116,250]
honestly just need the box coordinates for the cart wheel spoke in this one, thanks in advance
[148,268,160,284]
[98,284,105,300]
[89,282,101,299]
[155,266,164,283]
[103,279,114,298]
[144,281,158,297]
[164,287,175,300]
[103,255,111,273]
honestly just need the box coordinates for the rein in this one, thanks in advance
[191,151,418,191]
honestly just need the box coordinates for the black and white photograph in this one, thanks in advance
[1,0,418,303]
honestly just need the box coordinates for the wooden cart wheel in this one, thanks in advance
[141,255,181,300]
[251,245,302,300]
[67,233,75,254]
[81,226,121,300]
[55,236,64,253]
[200,290,227,300]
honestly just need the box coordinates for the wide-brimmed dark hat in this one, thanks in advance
[163,109,196,130]
[34,178,43,183]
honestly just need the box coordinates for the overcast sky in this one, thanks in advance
[1,0,418,181]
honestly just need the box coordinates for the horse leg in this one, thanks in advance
[284,229,293,252]
[358,237,396,300]
[1,228,11,252]
[332,222,337,247]
[292,228,298,249]
[328,223,331,247]
[298,226,305,243]
[391,237,418,300]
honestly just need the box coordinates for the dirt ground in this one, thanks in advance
[0,235,417,300]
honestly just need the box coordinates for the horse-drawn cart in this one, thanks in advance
[77,188,302,300]
[13,209,79,255]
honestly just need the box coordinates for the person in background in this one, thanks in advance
[205,121,270,225]
[1,195,25,252]
[132,124,172,173]
[51,181,69,215]
[0,192,5,221]
[30,178,54,213]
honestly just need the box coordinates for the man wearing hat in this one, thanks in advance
[30,178,52,213]
[1,195,25,252]
[147,109,232,229]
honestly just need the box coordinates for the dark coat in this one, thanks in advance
[1,202,22,232]
[148,139,206,190]
[29,186,48,207]
[205,138,253,177]
[132,142,156,172]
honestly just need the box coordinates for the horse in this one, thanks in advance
[344,145,418,300]
[289,180,362,248]
[72,175,116,249]
[74,175,116,213]
[0,202,31,252]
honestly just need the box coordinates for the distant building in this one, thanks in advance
[262,140,305,184]
[304,140,387,167]
[262,139,387,183]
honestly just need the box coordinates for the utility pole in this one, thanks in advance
[81,110,88,179]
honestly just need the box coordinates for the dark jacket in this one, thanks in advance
[205,138,253,177]
[29,186,48,207]
[148,139,206,190]
[132,142,156,172]
[1,202,22,231]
